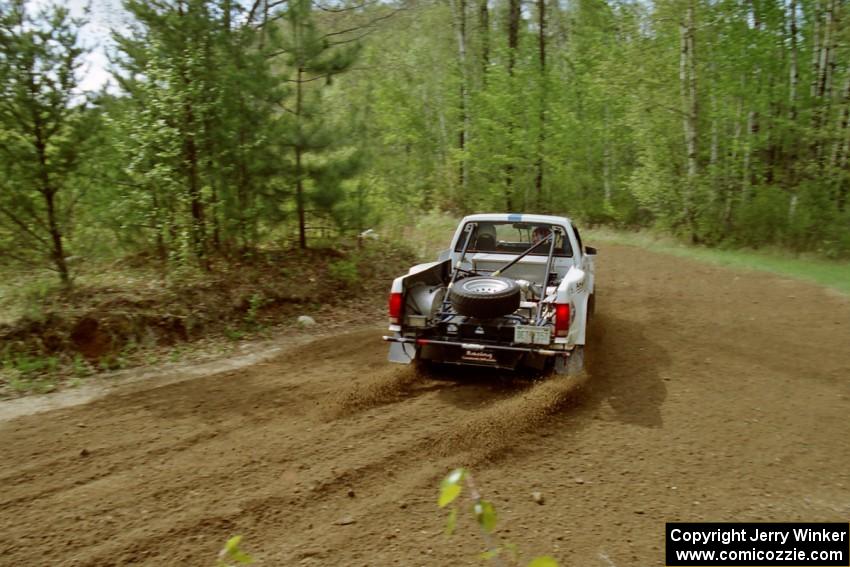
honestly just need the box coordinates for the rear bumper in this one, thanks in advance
[382,335,561,355]
[382,335,564,370]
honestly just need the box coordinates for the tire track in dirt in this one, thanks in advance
[330,364,428,417]
[433,372,589,457]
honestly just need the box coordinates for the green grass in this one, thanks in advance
[585,227,850,296]
[0,354,61,394]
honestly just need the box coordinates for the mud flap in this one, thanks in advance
[554,346,584,376]
[388,334,417,364]
[524,353,548,371]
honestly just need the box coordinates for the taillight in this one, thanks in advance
[388,292,403,324]
[555,303,570,337]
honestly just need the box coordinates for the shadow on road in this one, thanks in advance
[580,311,670,428]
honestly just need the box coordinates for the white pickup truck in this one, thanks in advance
[383,213,596,375]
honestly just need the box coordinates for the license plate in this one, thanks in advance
[461,350,497,363]
[514,325,551,345]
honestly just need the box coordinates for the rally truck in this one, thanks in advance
[383,213,596,375]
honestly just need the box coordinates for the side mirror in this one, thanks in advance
[585,246,597,255]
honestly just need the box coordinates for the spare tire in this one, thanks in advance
[449,276,521,319]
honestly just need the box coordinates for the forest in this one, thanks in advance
[1,0,850,289]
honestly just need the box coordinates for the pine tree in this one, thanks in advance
[0,0,88,286]
[277,0,360,249]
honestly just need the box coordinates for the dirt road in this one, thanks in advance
[1,244,849,566]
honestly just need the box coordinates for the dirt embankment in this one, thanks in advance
[0,244,848,566]
[0,242,415,396]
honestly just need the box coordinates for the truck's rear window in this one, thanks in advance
[453,222,573,257]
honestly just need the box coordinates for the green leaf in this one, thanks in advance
[443,468,466,486]
[527,556,559,567]
[439,483,462,508]
[221,535,254,564]
[438,468,466,508]
[230,550,255,564]
[224,536,243,553]
[473,500,497,533]
[444,508,458,536]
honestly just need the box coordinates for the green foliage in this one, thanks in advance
[98,354,127,372]
[225,327,246,341]
[439,468,465,508]
[217,535,254,566]
[327,258,359,288]
[1,353,60,394]
[275,0,362,248]
[72,355,92,378]
[406,211,462,260]
[0,0,89,285]
[474,500,498,533]
[438,468,559,566]
[526,558,559,567]
[245,293,267,328]
[444,507,458,536]
[2,353,58,376]
[169,347,183,363]
[110,0,290,264]
[340,0,850,256]
[1,0,848,321]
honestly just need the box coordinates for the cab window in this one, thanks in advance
[454,222,573,257]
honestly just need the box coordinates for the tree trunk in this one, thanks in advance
[177,0,208,268]
[829,78,850,210]
[507,0,520,74]
[725,94,744,228]
[44,189,69,287]
[184,106,208,268]
[210,179,221,251]
[810,0,822,98]
[453,0,469,192]
[504,0,520,210]
[788,0,799,123]
[679,3,698,237]
[533,0,546,210]
[811,0,836,167]
[741,0,762,201]
[31,77,70,286]
[603,102,612,206]
[787,0,800,220]
[36,142,70,285]
[479,0,489,81]
[296,66,307,249]
[296,146,306,249]
[742,108,754,199]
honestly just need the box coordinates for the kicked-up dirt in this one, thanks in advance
[0,244,848,566]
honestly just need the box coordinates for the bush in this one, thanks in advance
[327,257,359,288]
